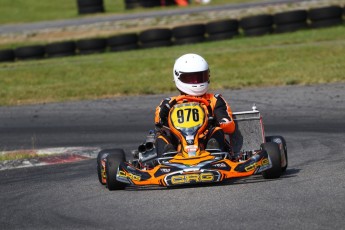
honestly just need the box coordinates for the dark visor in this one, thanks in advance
[178,70,209,84]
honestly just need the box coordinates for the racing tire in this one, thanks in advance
[265,136,288,172]
[261,142,282,179]
[0,49,15,62]
[105,149,127,190]
[97,149,112,185]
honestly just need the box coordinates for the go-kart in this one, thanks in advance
[97,96,288,190]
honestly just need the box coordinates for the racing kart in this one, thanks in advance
[97,96,288,190]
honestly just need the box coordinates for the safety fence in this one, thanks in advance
[0,5,344,62]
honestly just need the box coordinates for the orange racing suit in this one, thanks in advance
[154,93,235,155]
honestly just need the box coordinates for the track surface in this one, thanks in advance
[0,83,345,229]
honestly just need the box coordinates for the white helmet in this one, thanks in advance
[173,53,210,96]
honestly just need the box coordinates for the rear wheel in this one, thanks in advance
[266,135,288,172]
[97,149,110,185]
[105,149,127,190]
[261,142,281,179]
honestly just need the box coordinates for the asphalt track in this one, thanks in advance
[0,83,345,229]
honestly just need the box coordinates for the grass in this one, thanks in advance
[0,150,40,161]
[0,0,261,24]
[0,25,344,106]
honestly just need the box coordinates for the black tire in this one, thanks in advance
[140,40,172,49]
[261,142,282,179]
[77,0,103,7]
[97,149,110,185]
[310,18,343,29]
[265,136,288,172]
[164,0,176,6]
[107,33,138,46]
[206,19,239,34]
[140,0,161,8]
[139,28,172,43]
[76,38,107,54]
[172,24,205,38]
[0,49,15,62]
[125,0,141,10]
[207,31,238,41]
[308,6,343,21]
[109,44,139,52]
[105,149,127,190]
[78,5,104,14]
[243,26,272,36]
[174,36,205,45]
[240,14,273,29]
[274,22,308,33]
[14,45,45,60]
[273,10,307,25]
[45,41,76,58]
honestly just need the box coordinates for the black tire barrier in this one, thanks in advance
[76,38,107,54]
[140,40,172,49]
[1,4,343,63]
[174,36,205,45]
[206,19,239,34]
[108,33,138,51]
[240,14,273,30]
[207,31,239,41]
[172,24,205,38]
[243,26,272,36]
[139,28,172,43]
[45,41,76,58]
[308,6,343,21]
[77,0,104,14]
[274,22,308,33]
[0,49,15,62]
[273,10,308,25]
[14,45,45,60]
[310,18,343,28]
[124,0,141,9]
[140,0,161,8]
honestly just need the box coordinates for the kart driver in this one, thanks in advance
[155,53,236,156]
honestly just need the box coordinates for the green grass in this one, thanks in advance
[0,26,344,106]
[0,0,261,24]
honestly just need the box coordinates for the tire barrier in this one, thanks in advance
[1,5,343,62]
[172,24,206,45]
[139,28,172,48]
[0,49,14,62]
[240,14,273,36]
[124,0,176,10]
[309,6,343,28]
[14,45,45,60]
[45,41,76,58]
[206,19,239,41]
[274,10,308,33]
[76,38,107,54]
[77,0,104,15]
[107,33,138,52]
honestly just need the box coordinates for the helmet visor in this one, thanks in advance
[178,70,209,84]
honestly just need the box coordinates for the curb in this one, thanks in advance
[0,147,101,171]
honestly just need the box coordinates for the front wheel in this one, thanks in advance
[105,149,127,191]
[261,142,282,179]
